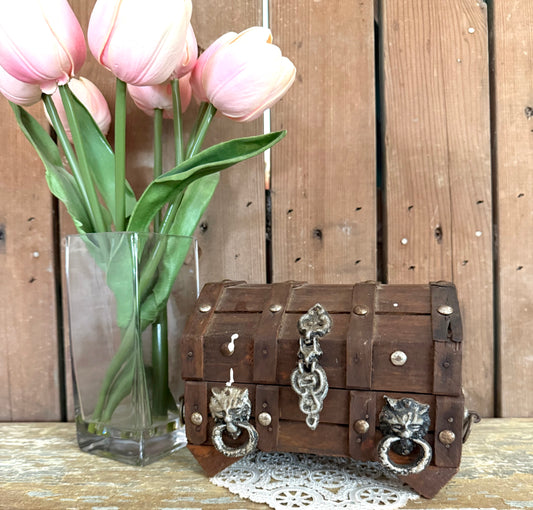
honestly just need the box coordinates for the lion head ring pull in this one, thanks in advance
[209,385,258,458]
[290,303,332,430]
[377,396,433,475]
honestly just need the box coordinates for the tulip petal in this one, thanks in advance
[128,74,192,118]
[89,0,192,86]
[0,65,42,106]
[190,31,236,102]
[0,0,85,90]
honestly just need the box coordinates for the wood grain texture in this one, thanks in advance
[0,419,531,508]
[491,0,533,417]
[380,0,493,416]
[0,101,60,420]
[190,1,267,286]
[270,0,377,283]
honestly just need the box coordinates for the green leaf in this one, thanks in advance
[138,175,218,329]
[64,88,137,222]
[127,131,286,233]
[10,103,92,233]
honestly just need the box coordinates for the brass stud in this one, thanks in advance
[190,412,203,426]
[269,304,282,313]
[353,305,369,316]
[199,304,212,313]
[258,412,272,427]
[438,429,456,446]
[354,419,370,435]
[437,304,454,316]
[390,350,408,367]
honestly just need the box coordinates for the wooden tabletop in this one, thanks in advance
[1,419,531,509]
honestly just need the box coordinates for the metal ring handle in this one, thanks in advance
[211,421,258,458]
[378,436,432,475]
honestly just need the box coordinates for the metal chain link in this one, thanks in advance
[290,304,331,430]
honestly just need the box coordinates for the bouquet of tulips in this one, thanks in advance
[0,0,295,431]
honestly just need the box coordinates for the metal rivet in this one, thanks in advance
[354,419,370,435]
[390,350,407,366]
[258,412,272,427]
[190,412,203,426]
[353,305,369,316]
[199,304,212,313]
[269,304,282,313]
[392,302,399,308]
[437,304,454,316]
[439,429,456,445]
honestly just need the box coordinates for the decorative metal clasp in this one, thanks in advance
[377,396,433,475]
[290,303,331,430]
[209,386,258,458]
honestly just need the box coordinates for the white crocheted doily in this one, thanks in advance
[210,450,420,509]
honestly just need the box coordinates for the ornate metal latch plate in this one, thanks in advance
[290,303,331,430]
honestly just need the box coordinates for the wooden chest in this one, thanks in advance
[180,280,468,498]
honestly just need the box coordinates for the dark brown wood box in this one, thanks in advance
[180,280,465,498]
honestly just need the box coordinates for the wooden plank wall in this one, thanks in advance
[380,0,493,416]
[0,0,531,419]
[491,0,533,417]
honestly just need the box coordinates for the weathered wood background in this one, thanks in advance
[0,0,531,420]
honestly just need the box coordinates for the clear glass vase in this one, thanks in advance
[65,232,199,465]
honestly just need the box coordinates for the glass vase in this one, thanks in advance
[65,232,199,465]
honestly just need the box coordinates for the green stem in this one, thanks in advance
[42,94,94,228]
[151,107,169,417]
[137,105,216,300]
[151,308,169,418]
[153,108,163,232]
[185,101,209,153]
[115,78,127,232]
[171,79,184,166]
[185,103,217,159]
[91,322,136,423]
[56,88,108,233]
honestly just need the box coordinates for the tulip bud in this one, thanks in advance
[172,24,198,80]
[45,77,112,140]
[0,0,86,94]
[128,74,192,119]
[191,27,296,122]
[0,65,42,106]
[88,0,193,86]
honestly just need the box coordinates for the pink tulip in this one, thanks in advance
[190,27,296,122]
[0,65,42,106]
[0,0,86,94]
[46,77,112,140]
[128,74,192,119]
[172,24,198,80]
[88,0,192,86]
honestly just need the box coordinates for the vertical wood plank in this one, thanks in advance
[0,101,60,420]
[381,0,493,416]
[190,1,266,285]
[492,0,533,417]
[270,0,377,284]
